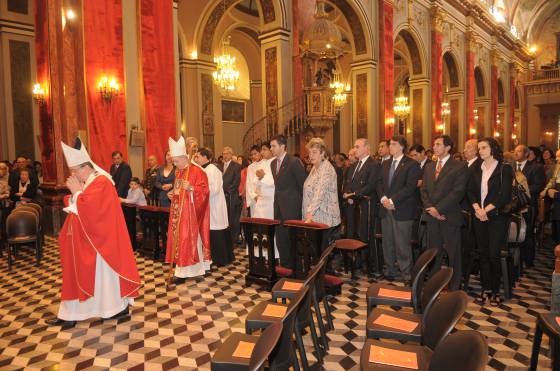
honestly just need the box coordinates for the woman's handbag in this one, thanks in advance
[499,165,530,216]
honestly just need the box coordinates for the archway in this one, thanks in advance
[474,66,486,136]
[442,51,462,143]
[394,29,426,146]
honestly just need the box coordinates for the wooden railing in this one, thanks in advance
[242,95,308,154]
[532,67,560,81]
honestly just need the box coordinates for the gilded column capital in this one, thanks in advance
[430,7,445,33]
[466,31,478,52]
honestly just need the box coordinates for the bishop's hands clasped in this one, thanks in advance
[66,175,83,195]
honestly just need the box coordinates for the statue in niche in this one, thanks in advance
[314,60,336,87]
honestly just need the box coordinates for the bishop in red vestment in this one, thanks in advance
[166,136,211,281]
[47,139,141,328]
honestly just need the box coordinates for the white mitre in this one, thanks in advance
[169,136,187,157]
[60,138,115,185]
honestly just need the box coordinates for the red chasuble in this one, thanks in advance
[165,164,211,267]
[58,175,141,301]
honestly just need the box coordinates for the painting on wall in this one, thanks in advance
[222,99,245,123]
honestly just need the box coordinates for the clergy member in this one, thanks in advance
[47,139,141,328]
[246,141,275,219]
[166,136,211,283]
[194,147,234,266]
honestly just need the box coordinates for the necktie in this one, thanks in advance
[352,160,363,180]
[276,158,282,174]
[224,161,229,173]
[517,163,522,172]
[388,159,397,185]
[435,160,442,179]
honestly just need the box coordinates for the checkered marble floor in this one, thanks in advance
[0,236,555,370]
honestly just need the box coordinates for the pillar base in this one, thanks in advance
[40,184,70,237]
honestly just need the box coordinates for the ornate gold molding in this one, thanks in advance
[430,7,445,33]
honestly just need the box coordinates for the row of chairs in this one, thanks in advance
[211,243,336,371]
[2,203,43,270]
[361,248,488,370]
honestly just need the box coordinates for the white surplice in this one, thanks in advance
[58,172,133,321]
[245,158,278,257]
[202,163,229,230]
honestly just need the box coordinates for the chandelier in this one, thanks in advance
[441,101,450,117]
[301,0,346,59]
[394,86,410,118]
[330,68,350,111]
[212,36,240,92]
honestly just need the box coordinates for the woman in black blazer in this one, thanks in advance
[467,137,512,306]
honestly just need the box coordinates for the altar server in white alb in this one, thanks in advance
[194,147,234,266]
[246,141,275,219]
[47,138,141,329]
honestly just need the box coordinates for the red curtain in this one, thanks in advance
[83,0,127,171]
[140,0,177,164]
[35,0,56,183]
[431,30,443,139]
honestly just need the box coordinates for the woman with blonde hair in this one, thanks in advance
[302,137,341,250]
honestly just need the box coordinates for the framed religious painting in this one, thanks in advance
[221,99,246,124]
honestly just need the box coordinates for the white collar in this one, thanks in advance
[467,157,478,167]
[277,153,287,163]
[436,154,451,166]
[392,154,404,163]
[516,160,527,170]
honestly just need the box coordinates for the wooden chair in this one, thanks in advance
[284,220,329,280]
[5,210,40,269]
[530,312,560,371]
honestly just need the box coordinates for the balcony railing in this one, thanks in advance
[532,67,560,81]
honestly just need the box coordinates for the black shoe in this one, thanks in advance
[475,290,492,305]
[490,294,502,307]
[173,277,188,285]
[108,306,130,320]
[46,318,76,329]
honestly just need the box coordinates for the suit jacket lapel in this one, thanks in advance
[434,159,452,183]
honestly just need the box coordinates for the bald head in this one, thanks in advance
[513,144,529,162]
[463,139,478,161]
[147,155,157,168]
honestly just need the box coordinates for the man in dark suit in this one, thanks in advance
[9,156,39,193]
[342,139,381,273]
[421,135,467,291]
[513,144,545,268]
[376,136,422,281]
[461,139,482,289]
[409,144,433,249]
[217,146,242,243]
[270,135,307,268]
[109,151,132,198]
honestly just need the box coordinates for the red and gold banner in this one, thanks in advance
[140,0,177,164]
[83,0,127,171]
[35,0,56,183]
[379,0,394,139]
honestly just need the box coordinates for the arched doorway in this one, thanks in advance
[394,28,426,146]
[442,51,462,145]
[474,66,486,137]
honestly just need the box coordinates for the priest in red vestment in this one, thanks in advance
[166,136,211,283]
[47,139,141,328]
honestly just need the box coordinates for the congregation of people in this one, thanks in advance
[112,133,559,307]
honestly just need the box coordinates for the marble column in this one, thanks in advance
[378,0,394,139]
[36,0,88,234]
[430,7,444,140]
[466,32,476,139]
[490,50,499,138]
[351,59,378,146]
[509,64,517,148]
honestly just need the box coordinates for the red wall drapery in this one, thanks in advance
[35,0,56,183]
[140,0,177,164]
[83,0,127,171]
[379,0,394,139]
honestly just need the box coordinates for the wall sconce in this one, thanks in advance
[494,132,500,137]
[511,134,517,140]
[441,101,450,117]
[32,83,46,105]
[97,76,119,102]
[437,124,445,132]
[469,128,477,135]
